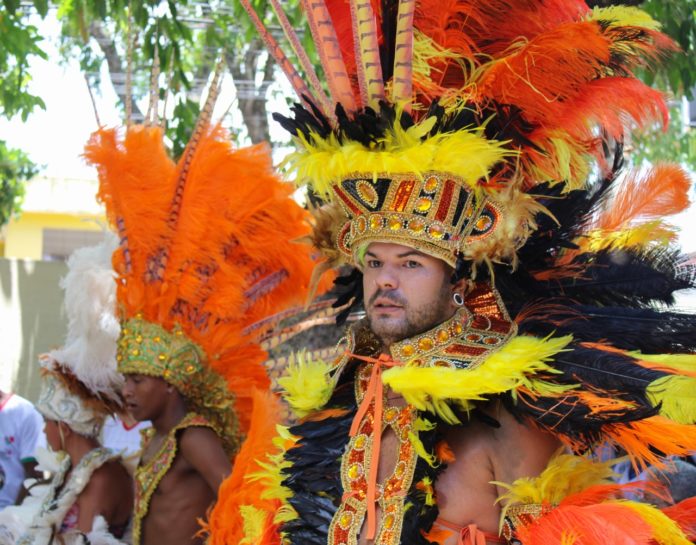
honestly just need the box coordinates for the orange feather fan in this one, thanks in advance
[85,124,330,434]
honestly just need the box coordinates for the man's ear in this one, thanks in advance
[451,276,471,297]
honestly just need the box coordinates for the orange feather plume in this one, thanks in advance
[86,124,331,435]
[595,164,692,233]
[205,389,284,545]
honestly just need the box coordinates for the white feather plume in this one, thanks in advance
[49,231,122,401]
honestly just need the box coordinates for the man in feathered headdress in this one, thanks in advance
[207,1,696,544]
[84,64,330,545]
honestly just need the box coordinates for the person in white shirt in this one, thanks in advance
[0,390,45,509]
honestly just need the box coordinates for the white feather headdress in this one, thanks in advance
[47,230,121,401]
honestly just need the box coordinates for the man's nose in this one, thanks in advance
[375,264,398,290]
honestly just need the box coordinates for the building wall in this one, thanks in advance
[0,258,66,402]
[3,211,104,260]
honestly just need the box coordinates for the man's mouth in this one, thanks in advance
[372,299,404,312]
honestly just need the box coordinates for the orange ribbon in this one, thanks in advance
[436,518,504,545]
[346,351,404,540]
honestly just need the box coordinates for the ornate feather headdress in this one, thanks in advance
[241,0,678,270]
[38,232,122,437]
[84,67,329,453]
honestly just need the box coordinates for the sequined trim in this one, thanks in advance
[132,413,214,545]
[501,503,551,543]
[390,284,517,369]
[329,366,418,545]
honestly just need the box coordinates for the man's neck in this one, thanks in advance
[151,398,188,435]
[66,434,101,466]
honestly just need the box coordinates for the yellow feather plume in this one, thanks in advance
[628,352,696,375]
[584,221,677,252]
[239,505,269,545]
[277,352,335,417]
[382,335,574,423]
[619,500,692,545]
[647,374,696,425]
[495,452,616,507]
[588,5,662,31]
[283,120,513,199]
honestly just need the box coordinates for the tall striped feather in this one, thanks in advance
[239,0,316,107]
[268,0,332,117]
[391,0,416,107]
[350,0,385,108]
[301,0,358,111]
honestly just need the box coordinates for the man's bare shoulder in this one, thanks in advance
[486,403,561,492]
[178,425,231,492]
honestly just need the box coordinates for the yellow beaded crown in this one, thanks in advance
[333,171,502,267]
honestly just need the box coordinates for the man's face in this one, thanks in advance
[362,242,458,348]
[122,374,170,422]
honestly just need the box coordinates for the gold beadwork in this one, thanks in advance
[388,215,402,231]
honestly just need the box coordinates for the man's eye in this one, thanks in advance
[366,259,382,268]
[404,260,421,268]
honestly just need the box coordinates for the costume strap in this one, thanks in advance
[346,351,404,540]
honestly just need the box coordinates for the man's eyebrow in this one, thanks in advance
[397,249,427,258]
[365,251,378,258]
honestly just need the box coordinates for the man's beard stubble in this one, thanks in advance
[367,283,453,348]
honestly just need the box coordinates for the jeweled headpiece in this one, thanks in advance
[84,70,329,452]
[241,0,674,269]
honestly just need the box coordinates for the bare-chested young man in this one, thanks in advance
[122,374,231,545]
[207,1,696,542]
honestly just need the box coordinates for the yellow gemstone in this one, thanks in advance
[136,335,143,343]
[384,408,398,422]
[384,514,395,530]
[175,330,184,337]
[476,215,493,231]
[122,328,130,336]
[369,214,383,230]
[354,434,367,450]
[186,364,195,372]
[418,337,434,351]
[388,215,402,231]
[356,216,367,233]
[437,329,450,343]
[428,223,444,239]
[434,360,450,367]
[356,180,378,206]
[339,512,353,529]
[454,322,463,334]
[131,349,140,356]
[347,463,362,480]
[153,336,161,343]
[158,354,167,361]
[409,218,425,234]
[116,354,123,362]
[415,197,432,212]
[401,344,415,357]
[424,176,439,193]
[394,462,406,478]
[163,369,171,378]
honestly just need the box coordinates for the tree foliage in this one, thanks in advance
[0,140,39,227]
